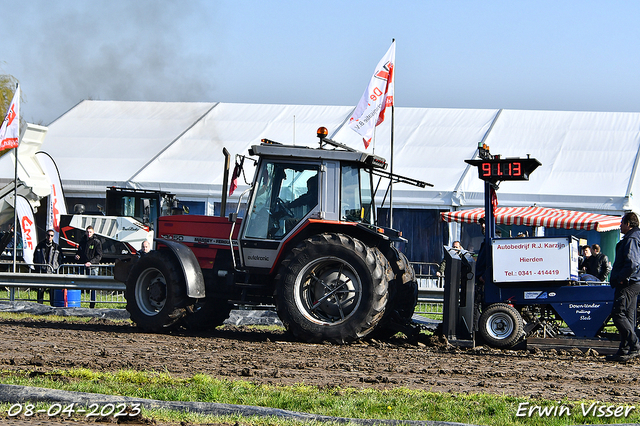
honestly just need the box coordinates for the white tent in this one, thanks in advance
[1,100,639,218]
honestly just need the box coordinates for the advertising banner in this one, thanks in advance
[16,195,37,266]
[0,85,20,154]
[492,236,579,283]
[348,41,395,149]
[35,152,67,243]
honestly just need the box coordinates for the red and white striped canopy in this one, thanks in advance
[441,206,621,232]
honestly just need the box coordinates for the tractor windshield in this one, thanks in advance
[244,161,319,240]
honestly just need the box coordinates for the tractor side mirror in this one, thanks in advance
[228,212,237,223]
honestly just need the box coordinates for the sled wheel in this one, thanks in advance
[479,303,524,348]
[371,250,418,339]
[125,250,188,332]
[182,297,233,331]
[275,233,389,344]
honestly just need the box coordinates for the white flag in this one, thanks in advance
[36,152,68,244]
[16,195,37,267]
[0,85,20,153]
[348,42,395,149]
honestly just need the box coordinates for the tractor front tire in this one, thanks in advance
[275,233,389,344]
[478,303,524,348]
[125,250,188,332]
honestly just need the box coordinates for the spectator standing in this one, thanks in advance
[34,229,61,273]
[33,229,62,304]
[607,212,640,361]
[75,225,102,308]
[74,225,102,274]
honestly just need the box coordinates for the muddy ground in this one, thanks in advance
[0,316,639,406]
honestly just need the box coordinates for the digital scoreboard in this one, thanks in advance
[465,158,541,182]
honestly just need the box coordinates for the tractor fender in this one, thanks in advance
[155,238,206,299]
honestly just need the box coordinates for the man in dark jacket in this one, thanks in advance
[74,225,102,275]
[607,212,640,361]
[33,229,62,304]
[34,229,61,273]
[591,244,611,281]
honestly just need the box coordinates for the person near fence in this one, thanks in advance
[607,212,640,362]
[34,230,61,273]
[75,225,102,274]
[75,225,103,308]
[34,229,62,304]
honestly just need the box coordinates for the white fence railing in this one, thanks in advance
[0,262,125,306]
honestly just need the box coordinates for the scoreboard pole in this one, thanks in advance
[483,180,495,284]
[484,180,495,242]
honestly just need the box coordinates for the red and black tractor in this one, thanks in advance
[117,128,429,343]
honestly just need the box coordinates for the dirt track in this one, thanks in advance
[0,316,639,405]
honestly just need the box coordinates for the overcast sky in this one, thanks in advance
[4,0,640,125]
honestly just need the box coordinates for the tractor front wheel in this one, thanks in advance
[125,250,188,332]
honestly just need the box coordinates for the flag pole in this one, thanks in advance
[389,39,395,229]
[12,141,17,273]
[389,105,394,229]
[11,83,18,273]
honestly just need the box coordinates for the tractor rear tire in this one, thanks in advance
[478,303,524,348]
[125,250,188,332]
[395,251,418,318]
[275,233,389,344]
[372,251,418,339]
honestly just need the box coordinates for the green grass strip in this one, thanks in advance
[0,369,637,425]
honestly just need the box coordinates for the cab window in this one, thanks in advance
[244,161,319,240]
[340,165,373,224]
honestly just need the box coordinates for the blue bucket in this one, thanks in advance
[53,289,81,308]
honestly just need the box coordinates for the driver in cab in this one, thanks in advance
[287,174,318,217]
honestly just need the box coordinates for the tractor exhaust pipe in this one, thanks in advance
[221,148,230,218]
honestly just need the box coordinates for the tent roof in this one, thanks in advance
[441,207,621,232]
[1,100,639,216]
[453,109,640,213]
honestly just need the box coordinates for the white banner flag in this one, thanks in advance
[36,152,67,243]
[348,42,395,149]
[16,195,37,267]
[0,85,20,153]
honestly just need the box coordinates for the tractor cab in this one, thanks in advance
[236,129,411,273]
